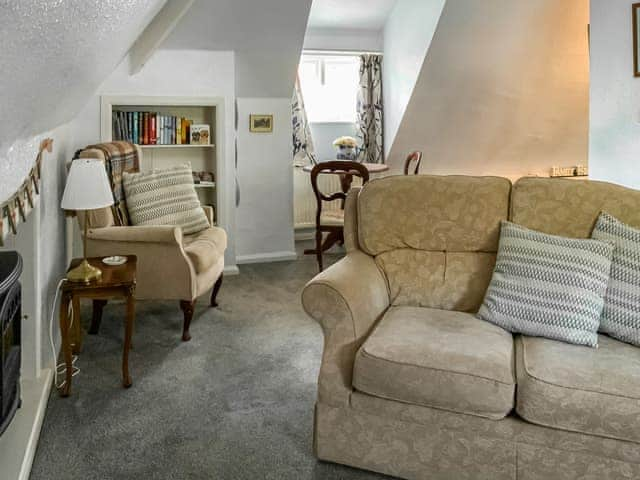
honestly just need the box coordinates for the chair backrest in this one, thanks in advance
[310,161,370,226]
[403,151,423,175]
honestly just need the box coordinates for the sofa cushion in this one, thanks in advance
[478,221,613,347]
[592,212,640,346]
[511,177,640,239]
[353,306,515,419]
[183,226,227,273]
[357,175,511,255]
[376,250,496,311]
[515,335,640,443]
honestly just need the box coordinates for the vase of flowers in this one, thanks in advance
[333,136,359,161]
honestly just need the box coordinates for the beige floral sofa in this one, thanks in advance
[302,175,640,480]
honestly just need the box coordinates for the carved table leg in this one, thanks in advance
[210,273,223,307]
[180,300,195,342]
[58,293,73,397]
[89,299,107,334]
[123,293,135,388]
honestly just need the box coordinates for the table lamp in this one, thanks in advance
[61,159,114,283]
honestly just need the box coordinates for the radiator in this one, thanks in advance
[293,165,366,229]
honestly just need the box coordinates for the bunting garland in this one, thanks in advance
[0,138,53,246]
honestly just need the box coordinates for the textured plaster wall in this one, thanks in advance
[387,0,590,179]
[0,0,165,201]
[590,0,640,188]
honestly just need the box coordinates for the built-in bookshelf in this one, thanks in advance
[100,95,223,220]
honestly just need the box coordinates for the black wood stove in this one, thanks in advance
[0,251,22,436]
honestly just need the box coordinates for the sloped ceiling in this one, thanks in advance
[161,0,313,97]
[387,0,590,178]
[0,0,166,162]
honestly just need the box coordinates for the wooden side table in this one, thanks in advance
[59,255,137,397]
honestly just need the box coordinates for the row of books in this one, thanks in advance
[112,111,202,145]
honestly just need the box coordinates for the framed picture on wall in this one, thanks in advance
[633,3,640,76]
[250,114,273,133]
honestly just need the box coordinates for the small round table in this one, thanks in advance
[302,162,389,175]
[302,162,389,260]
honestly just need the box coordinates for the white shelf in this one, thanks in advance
[194,182,216,188]
[139,144,215,149]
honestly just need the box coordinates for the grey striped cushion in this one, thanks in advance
[592,212,640,346]
[123,165,209,235]
[478,221,613,347]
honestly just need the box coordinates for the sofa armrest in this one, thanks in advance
[302,250,389,406]
[87,226,183,244]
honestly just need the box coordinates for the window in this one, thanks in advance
[298,54,360,123]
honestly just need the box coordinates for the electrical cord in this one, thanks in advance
[49,278,80,389]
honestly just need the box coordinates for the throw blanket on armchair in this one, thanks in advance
[75,141,140,225]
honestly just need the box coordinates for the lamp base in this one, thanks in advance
[66,259,102,284]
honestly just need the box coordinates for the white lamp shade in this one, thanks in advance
[61,159,114,210]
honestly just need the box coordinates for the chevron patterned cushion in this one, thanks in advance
[123,165,209,235]
[478,221,613,347]
[592,212,640,346]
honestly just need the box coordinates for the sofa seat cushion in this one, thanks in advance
[515,335,640,443]
[183,226,227,273]
[353,307,516,419]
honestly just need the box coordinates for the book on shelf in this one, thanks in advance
[111,111,202,146]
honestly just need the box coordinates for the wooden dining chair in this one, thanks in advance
[404,151,423,175]
[309,161,370,271]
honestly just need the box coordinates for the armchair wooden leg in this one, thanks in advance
[89,299,108,334]
[315,230,324,272]
[179,300,195,342]
[210,273,223,307]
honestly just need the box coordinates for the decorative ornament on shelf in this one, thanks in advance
[333,136,359,161]
[0,138,53,246]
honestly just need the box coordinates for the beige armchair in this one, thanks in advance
[76,146,226,341]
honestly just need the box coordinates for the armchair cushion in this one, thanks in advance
[183,227,227,273]
[123,165,209,234]
[353,307,516,419]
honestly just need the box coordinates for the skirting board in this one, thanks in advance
[294,228,315,241]
[236,251,298,265]
[223,264,240,276]
[0,368,53,480]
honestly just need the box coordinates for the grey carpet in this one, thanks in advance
[30,244,390,480]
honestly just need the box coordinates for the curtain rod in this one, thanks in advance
[303,49,383,56]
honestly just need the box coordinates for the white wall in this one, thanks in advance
[236,98,296,262]
[303,28,383,52]
[382,0,446,158]
[590,0,640,188]
[161,0,312,97]
[71,49,238,267]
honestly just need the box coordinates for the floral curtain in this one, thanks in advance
[356,54,384,164]
[292,75,317,165]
